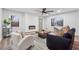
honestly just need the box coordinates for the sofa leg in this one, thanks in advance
[26,45,35,50]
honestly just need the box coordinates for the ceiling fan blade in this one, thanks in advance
[46,11,54,12]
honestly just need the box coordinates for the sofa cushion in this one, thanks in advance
[62,26,70,33]
[54,26,70,36]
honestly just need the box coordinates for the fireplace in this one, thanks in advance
[29,25,36,30]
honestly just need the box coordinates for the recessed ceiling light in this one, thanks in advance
[57,9,62,12]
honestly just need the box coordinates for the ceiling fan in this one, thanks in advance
[41,8,54,15]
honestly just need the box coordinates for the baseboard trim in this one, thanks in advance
[75,34,79,37]
[0,38,2,42]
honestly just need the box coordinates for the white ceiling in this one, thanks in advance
[4,8,79,16]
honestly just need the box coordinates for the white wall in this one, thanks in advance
[2,9,39,32]
[24,14,39,32]
[44,10,79,36]
[62,12,79,36]
[0,8,2,41]
[3,9,26,32]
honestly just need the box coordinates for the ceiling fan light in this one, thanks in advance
[46,13,49,15]
[57,10,62,12]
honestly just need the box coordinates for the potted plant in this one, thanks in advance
[3,18,11,25]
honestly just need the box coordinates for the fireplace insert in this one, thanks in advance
[29,25,36,30]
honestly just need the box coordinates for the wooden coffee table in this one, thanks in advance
[38,32,48,38]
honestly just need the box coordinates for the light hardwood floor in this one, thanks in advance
[72,36,79,50]
[0,36,79,50]
[0,37,48,50]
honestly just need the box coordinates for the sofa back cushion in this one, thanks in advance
[54,26,70,36]
[62,26,70,33]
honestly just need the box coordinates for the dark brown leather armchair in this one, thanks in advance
[46,28,75,50]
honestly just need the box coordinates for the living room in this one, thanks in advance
[0,8,79,50]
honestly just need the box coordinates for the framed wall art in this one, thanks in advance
[11,15,19,27]
[51,16,63,26]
